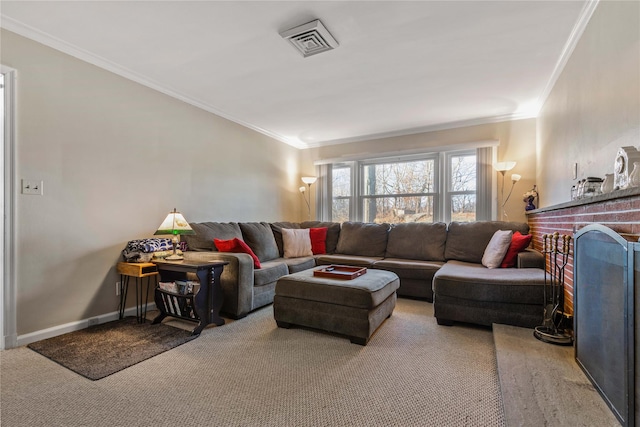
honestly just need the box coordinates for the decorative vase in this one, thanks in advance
[601,174,614,194]
[629,162,640,187]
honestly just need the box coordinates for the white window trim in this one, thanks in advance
[317,144,495,223]
[360,153,439,223]
[313,140,499,166]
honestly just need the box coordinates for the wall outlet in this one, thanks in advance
[21,179,44,195]
[88,318,99,327]
[116,281,121,296]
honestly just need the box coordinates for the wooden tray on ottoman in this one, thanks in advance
[313,265,367,280]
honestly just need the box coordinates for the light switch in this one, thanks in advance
[22,179,43,195]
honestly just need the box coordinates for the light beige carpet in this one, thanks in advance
[1,299,505,426]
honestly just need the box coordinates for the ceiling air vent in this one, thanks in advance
[280,19,338,58]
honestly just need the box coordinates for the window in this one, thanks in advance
[331,164,352,222]
[321,147,491,223]
[361,157,437,223]
[446,152,477,222]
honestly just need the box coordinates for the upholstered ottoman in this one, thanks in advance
[274,267,399,345]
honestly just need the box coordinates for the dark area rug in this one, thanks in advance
[27,317,197,380]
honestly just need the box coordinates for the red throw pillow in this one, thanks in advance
[214,238,261,269]
[500,231,533,268]
[309,227,328,254]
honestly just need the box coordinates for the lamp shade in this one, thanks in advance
[301,176,317,185]
[511,174,522,182]
[154,208,195,236]
[493,161,517,172]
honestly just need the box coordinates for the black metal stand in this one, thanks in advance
[534,232,573,345]
[119,274,155,323]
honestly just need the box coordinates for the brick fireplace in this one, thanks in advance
[526,187,640,314]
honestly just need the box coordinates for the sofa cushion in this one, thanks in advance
[433,260,544,304]
[270,222,301,257]
[385,222,447,261]
[481,230,513,269]
[372,258,444,280]
[239,222,280,262]
[214,238,261,269]
[444,221,530,263]
[336,222,390,257]
[282,228,313,258]
[301,221,341,254]
[253,260,288,287]
[276,256,316,274]
[182,222,242,252]
[316,254,383,268]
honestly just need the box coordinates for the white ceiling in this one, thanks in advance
[0,1,593,149]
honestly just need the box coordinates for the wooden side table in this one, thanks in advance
[152,260,228,335]
[116,262,159,323]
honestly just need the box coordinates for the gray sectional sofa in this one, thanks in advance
[181,220,546,328]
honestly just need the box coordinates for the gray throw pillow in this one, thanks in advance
[239,222,280,262]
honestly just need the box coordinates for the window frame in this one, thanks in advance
[319,146,492,223]
[329,161,356,222]
[444,150,477,223]
[358,153,439,223]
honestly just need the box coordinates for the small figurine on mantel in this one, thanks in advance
[523,185,539,211]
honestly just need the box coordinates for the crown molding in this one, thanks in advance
[0,16,306,149]
[2,5,584,152]
[313,139,500,165]
[301,111,537,149]
[536,0,600,111]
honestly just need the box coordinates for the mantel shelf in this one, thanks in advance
[526,186,640,215]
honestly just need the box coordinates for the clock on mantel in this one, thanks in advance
[614,146,640,190]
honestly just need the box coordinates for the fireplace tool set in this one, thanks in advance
[533,232,573,345]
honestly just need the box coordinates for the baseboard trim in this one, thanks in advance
[14,303,157,348]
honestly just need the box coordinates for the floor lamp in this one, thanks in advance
[299,176,317,219]
[494,162,520,219]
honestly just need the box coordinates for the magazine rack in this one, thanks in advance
[152,260,228,335]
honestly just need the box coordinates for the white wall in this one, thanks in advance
[301,118,538,223]
[1,29,302,336]
[537,1,640,207]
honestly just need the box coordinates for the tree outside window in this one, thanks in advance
[332,166,351,222]
[327,149,482,223]
[362,159,435,223]
[449,154,476,222]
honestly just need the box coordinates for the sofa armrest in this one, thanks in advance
[183,251,255,318]
[517,249,544,269]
